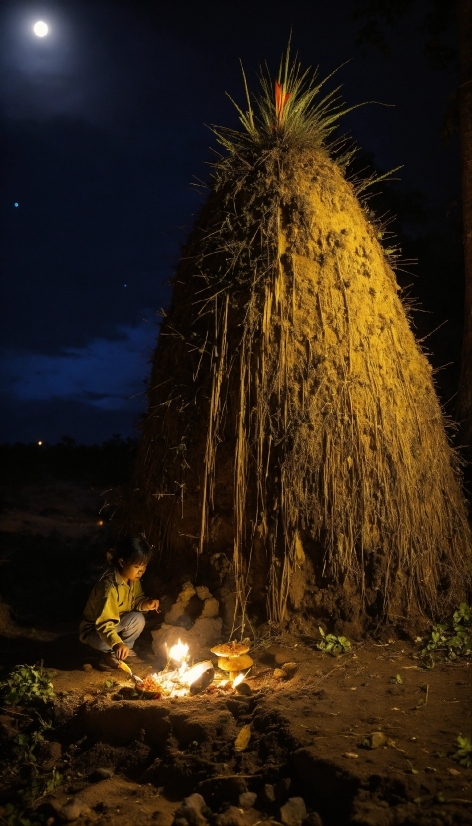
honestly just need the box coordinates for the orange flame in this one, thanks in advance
[275,80,290,125]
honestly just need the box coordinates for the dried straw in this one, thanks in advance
[117,50,471,629]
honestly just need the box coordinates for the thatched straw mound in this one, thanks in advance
[118,53,471,634]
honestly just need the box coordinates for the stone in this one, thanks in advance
[280,798,307,826]
[83,663,93,672]
[165,582,197,624]
[364,731,387,749]
[262,784,276,803]
[235,682,252,696]
[183,794,206,813]
[214,806,245,826]
[60,797,91,822]
[195,586,212,601]
[273,668,286,680]
[302,814,323,826]
[200,598,219,618]
[281,662,298,677]
[180,581,197,599]
[239,792,257,809]
[173,806,206,826]
[152,618,223,662]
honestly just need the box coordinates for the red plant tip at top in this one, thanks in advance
[275,80,290,125]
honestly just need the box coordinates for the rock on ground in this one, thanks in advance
[280,797,307,826]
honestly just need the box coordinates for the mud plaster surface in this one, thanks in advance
[4,638,468,826]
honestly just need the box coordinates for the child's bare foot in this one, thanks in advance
[98,652,119,671]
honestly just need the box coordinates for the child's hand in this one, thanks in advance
[142,598,159,612]
[113,642,130,660]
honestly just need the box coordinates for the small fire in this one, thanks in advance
[144,640,211,697]
[168,639,189,664]
[136,638,248,699]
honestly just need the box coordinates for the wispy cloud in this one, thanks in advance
[2,322,157,411]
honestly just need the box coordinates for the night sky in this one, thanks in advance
[0,0,462,444]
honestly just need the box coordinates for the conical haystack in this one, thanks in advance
[118,49,471,633]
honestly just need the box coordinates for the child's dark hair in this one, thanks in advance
[109,535,153,569]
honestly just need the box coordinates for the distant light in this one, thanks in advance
[97,520,104,526]
[14,202,19,207]
[123,284,127,287]
[38,441,43,445]
[33,21,48,37]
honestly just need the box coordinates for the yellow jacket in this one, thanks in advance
[79,569,149,648]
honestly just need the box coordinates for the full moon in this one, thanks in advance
[33,21,48,37]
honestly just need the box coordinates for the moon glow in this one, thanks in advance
[33,21,48,37]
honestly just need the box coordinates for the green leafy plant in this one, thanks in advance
[14,726,48,764]
[419,603,472,662]
[316,627,351,656]
[0,664,55,706]
[2,766,62,825]
[0,670,61,826]
[454,735,472,768]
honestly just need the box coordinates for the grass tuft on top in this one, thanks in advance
[213,40,386,162]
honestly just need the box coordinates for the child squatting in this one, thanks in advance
[79,535,159,670]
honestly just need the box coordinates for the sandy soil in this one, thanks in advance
[0,479,105,538]
[0,480,471,826]
[0,632,470,826]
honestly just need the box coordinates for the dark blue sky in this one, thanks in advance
[0,0,461,443]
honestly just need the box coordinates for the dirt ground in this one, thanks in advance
[0,480,471,826]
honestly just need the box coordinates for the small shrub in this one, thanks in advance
[0,664,55,706]
[419,603,471,663]
[316,628,351,656]
[454,735,472,768]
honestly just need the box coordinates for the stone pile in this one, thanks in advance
[151,582,222,665]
